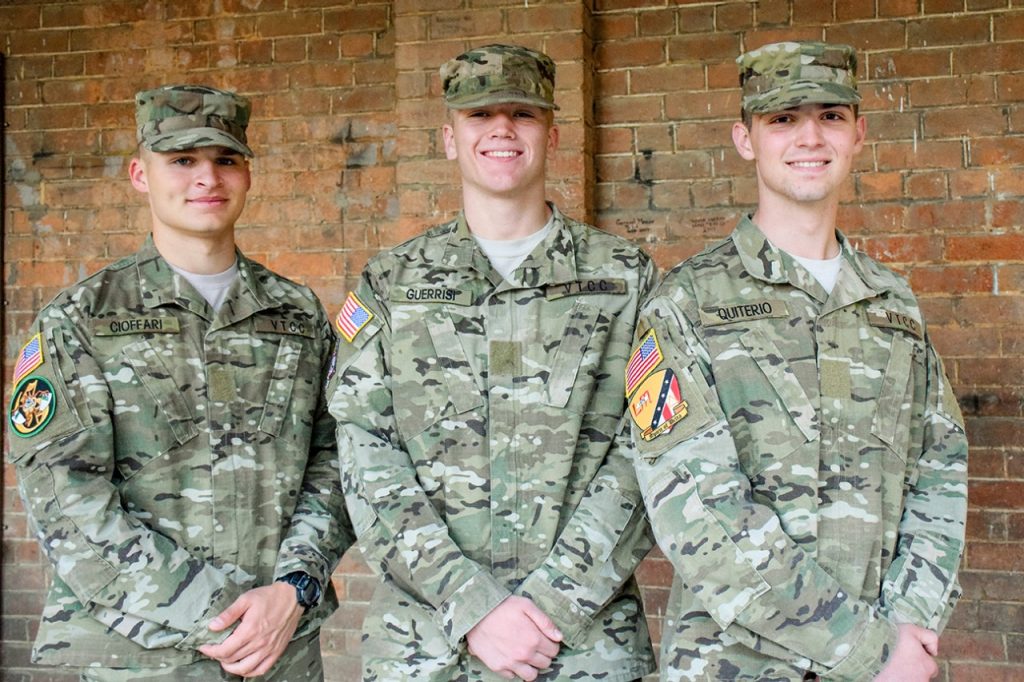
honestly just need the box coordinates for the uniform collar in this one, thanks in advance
[135,236,278,323]
[443,203,578,287]
[732,215,890,307]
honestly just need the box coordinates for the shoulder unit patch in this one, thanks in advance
[336,292,374,343]
[629,368,688,441]
[10,376,57,438]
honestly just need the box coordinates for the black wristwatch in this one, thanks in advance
[276,571,322,612]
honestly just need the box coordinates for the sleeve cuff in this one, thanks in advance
[433,569,512,648]
[517,569,593,648]
[175,582,244,650]
[273,555,328,588]
[821,614,898,681]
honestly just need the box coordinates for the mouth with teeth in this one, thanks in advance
[483,150,521,158]
[788,160,829,168]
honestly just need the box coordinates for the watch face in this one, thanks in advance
[297,573,321,607]
[281,572,320,609]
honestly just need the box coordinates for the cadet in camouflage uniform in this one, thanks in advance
[8,85,352,680]
[626,42,968,681]
[328,45,656,681]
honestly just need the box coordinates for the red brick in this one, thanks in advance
[509,5,584,33]
[943,630,1008,661]
[956,44,1023,75]
[876,140,963,170]
[669,6,715,34]
[946,234,1024,261]
[923,0,963,11]
[968,541,1024,572]
[926,107,1007,137]
[971,138,1024,166]
[906,171,948,199]
[597,38,666,68]
[324,5,390,33]
[595,14,636,41]
[8,29,70,53]
[910,265,994,294]
[858,171,903,200]
[717,1,756,29]
[756,0,790,24]
[909,16,991,47]
[0,5,41,30]
[665,88,739,120]
[256,10,322,38]
[828,21,906,50]
[874,49,952,80]
[598,95,665,125]
[860,235,946,263]
[631,63,704,94]
[995,13,1024,40]
[667,33,739,63]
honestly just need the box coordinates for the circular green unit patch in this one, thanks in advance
[9,375,57,438]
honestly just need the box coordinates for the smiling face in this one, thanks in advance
[129,146,251,245]
[442,102,558,202]
[732,103,866,211]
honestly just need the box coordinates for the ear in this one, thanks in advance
[546,122,559,155]
[731,121,756,161]
[128,155,149,193]
[442,123,457,160]
[853,114,867,154]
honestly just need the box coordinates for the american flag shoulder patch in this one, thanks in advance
[12,333,44,387]
[335,292,374,343]
[625,329,663,397]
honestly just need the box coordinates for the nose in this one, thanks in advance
[795,117,825,146]
[194,159,222,186]
[488,112,515,137]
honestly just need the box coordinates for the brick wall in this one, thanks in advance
[3,1,1021,680]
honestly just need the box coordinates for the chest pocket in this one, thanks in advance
[544,300,604,413]
[734,327,819,476]
[118,339,199,480]
[392,310,484,438]
[870,332,920,461]
[258,337,303,437]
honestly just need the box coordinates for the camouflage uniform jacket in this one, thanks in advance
[629,217,967,681]
[8,237,351,668]
[329,206,657,680]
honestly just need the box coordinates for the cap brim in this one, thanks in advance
[746,82,861,114]
[446,91,558,111]
[142,127,254,157]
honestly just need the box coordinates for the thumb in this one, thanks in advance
[522,601,562,643]
[208,595,248,631]
[920,629,939,656]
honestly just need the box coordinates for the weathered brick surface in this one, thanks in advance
[4,2,1023,680]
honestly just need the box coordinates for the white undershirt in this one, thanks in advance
[170,261,239,312]
[791,251,843,294]
[473,214,555,281]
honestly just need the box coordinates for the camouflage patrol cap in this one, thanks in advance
[440,44,559,111]
[135,84,254,157]
[737,41,861,114]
